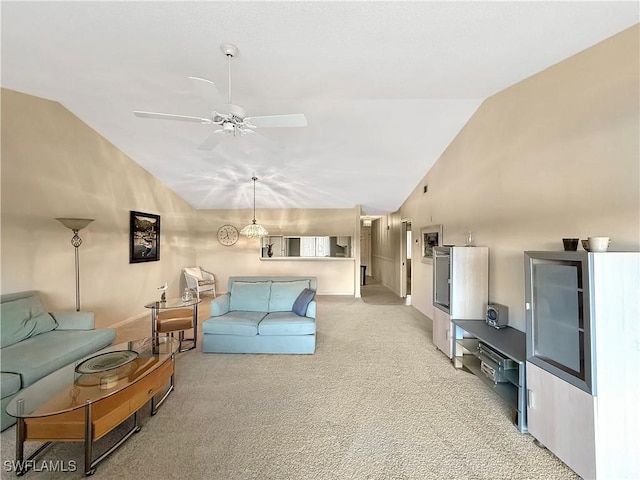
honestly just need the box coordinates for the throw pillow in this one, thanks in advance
[0,296,58,348]
[292,288,316,317]
[184,267,203,280]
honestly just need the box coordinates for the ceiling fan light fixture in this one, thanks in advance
[240,176,268,238]
[132,43,307,152]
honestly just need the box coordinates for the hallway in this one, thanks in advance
[360,276,409,306]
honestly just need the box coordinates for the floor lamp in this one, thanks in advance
[56,218,94,311]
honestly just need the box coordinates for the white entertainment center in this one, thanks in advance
[432,246,488,359]
[431,247,639,479]
[524,251,639,479]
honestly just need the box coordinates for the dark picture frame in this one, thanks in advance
[421,224,442,264]
[129,211,160,263]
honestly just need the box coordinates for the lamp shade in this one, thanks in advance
[240,176,268,238]
[56,218,94,231]
[240,221,268,239]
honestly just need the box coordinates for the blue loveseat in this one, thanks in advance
[202,276,317,354]
[0,291,116,431]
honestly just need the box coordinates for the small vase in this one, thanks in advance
[465,231,475,247]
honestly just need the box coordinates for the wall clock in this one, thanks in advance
[217,225,239,246]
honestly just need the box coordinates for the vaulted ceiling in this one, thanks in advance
[2,2,637,214]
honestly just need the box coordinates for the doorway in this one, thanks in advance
[360,224,371,286]
[400,220,412,304]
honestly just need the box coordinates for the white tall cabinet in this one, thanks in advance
[432,246,489,358]
[526,252,639,479]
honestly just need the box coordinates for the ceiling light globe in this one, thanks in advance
[240,222,268,239]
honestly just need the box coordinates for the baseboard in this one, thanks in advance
[109,311,148,329]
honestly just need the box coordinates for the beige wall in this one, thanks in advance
[1,89,197,328]
[0,89,360,328]
[401,25,640,331]
[194,208,359,295]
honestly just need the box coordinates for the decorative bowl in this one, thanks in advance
[588,236,610,253]
[562,238,579,251]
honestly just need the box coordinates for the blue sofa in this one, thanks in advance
[0,291,116,431]
[202,276,317,354]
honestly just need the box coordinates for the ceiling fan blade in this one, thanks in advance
[246,113,308,128]
[242,130,284,153]
[198,132,224,151]
[133,111,211,124]
[188,76,225,109]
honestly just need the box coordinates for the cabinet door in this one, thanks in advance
[526,362,595,479]
[433,308,452,358]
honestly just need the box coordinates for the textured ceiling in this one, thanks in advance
[2,2,638,214]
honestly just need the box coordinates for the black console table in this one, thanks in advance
[452,319,527,433]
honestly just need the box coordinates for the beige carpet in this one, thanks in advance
[360,278,408,306]
[0,296,577,479]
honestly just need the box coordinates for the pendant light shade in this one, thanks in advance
[240,176,268,238]
[240,221,269,239]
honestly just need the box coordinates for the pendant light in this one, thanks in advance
[240,176,268,238]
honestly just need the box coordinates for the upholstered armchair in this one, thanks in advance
[183,266,216,299]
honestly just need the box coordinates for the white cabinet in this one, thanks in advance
[433,308,452,357]
[525,252,640,479]
[432,246,488,358]
[527,362,596,478]
[337,236,349,247]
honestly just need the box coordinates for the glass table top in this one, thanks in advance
[144,298,201,309]
[6,337,178,419]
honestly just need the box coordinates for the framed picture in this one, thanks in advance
[421,224,442,264]
[129,211,160,263]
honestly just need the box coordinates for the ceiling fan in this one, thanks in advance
[133,44,307,151]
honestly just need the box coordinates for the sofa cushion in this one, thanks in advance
[50,311,95,330]
[258,312,316,336]
[0,295,58,348]
[0,329,115,388]
[268,280,311,313]
[202,333,315,354]
[229,281,271,312]
[292,288,316,317]
[0,373,21,400]
[202,311,266,336]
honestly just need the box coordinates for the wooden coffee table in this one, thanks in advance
[6,337,178,476]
